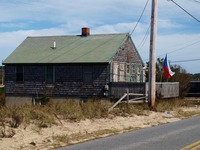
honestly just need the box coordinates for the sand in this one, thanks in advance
[0,107,200,150]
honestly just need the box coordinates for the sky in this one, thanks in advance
[0,0,200,74]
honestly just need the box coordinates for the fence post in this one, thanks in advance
[126,88,129,103]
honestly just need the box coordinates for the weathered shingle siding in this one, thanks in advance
[24,65,45,82]
[5,63,109,97]
[113,37,142,64]
[5,65,16,82]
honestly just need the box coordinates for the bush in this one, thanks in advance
[0,122,15,138]
[40,94,50,105]
[10,108,24,128]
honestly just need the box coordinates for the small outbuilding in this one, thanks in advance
[3,28,145,105]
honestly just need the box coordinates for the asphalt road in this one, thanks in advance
[56,116,200,150]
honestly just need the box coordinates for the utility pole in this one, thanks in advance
[1,60,3,86]
[148,0,157,109]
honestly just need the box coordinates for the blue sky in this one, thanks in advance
[1,0,200,73]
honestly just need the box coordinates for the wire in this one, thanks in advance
[130,0,149,35]
[157,39,200,58]
[171,58,200,63]
[137,24,150,50]
[169,0,200,24]
[187,0,200,4]
[143,39,200,62]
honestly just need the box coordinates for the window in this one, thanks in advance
[113,62,118,82]
[16,65,24,82]
[46,65,54,83]
[126,64,130,73]
[119,63,125,82]
[136,65,142,82]
[131,75,136,82]
[83,72,93,83]
[83,65,93,83]
[119,71,125,82]
[132,64,136,75]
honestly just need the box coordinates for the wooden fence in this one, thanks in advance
[146,82,179,98]
[109,82,146,99]
[109,82,179,99]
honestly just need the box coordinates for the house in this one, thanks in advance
[3,28,145,105]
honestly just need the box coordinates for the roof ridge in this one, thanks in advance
[27,32,129,38]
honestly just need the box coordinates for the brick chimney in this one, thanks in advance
[81,27,90,36]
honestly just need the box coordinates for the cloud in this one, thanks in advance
[0,0,150,23]
[0,27,66,62]
[158,0,200,24]
[133,33,200,73]
[0,22,27,29]
[158,19,183,29]
[0,0,200,73]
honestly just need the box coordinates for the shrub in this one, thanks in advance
[0,122,15,138]
[10,108,24,128]
[40,94,50,105]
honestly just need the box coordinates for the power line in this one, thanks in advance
[187,0,200,4]
[169,0,200,24]
[167,40,200,54]
[130,0,149,35]
[171,58,200,63]
[157,39,200,58]
[143,39,200,62]
[137,24,150,50]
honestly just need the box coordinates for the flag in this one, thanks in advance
[163,55,175,79]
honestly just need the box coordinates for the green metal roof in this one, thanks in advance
[3,33,129,64]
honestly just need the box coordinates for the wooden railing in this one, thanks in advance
[108,89,147,112]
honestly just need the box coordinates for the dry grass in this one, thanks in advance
[53,128,120,148]
[174,108,200,118]
[156,98,200,112]
[0,98,200,140]
[0,97,200,149]
[0,93,5,106]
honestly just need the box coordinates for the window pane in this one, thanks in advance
[83,72,92,83]
[16,66,23,82]
[119,71,125,82]
[16,66,23,73]
[126,64,130,73]
[113,62,118,82]
[46,66,54,83]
